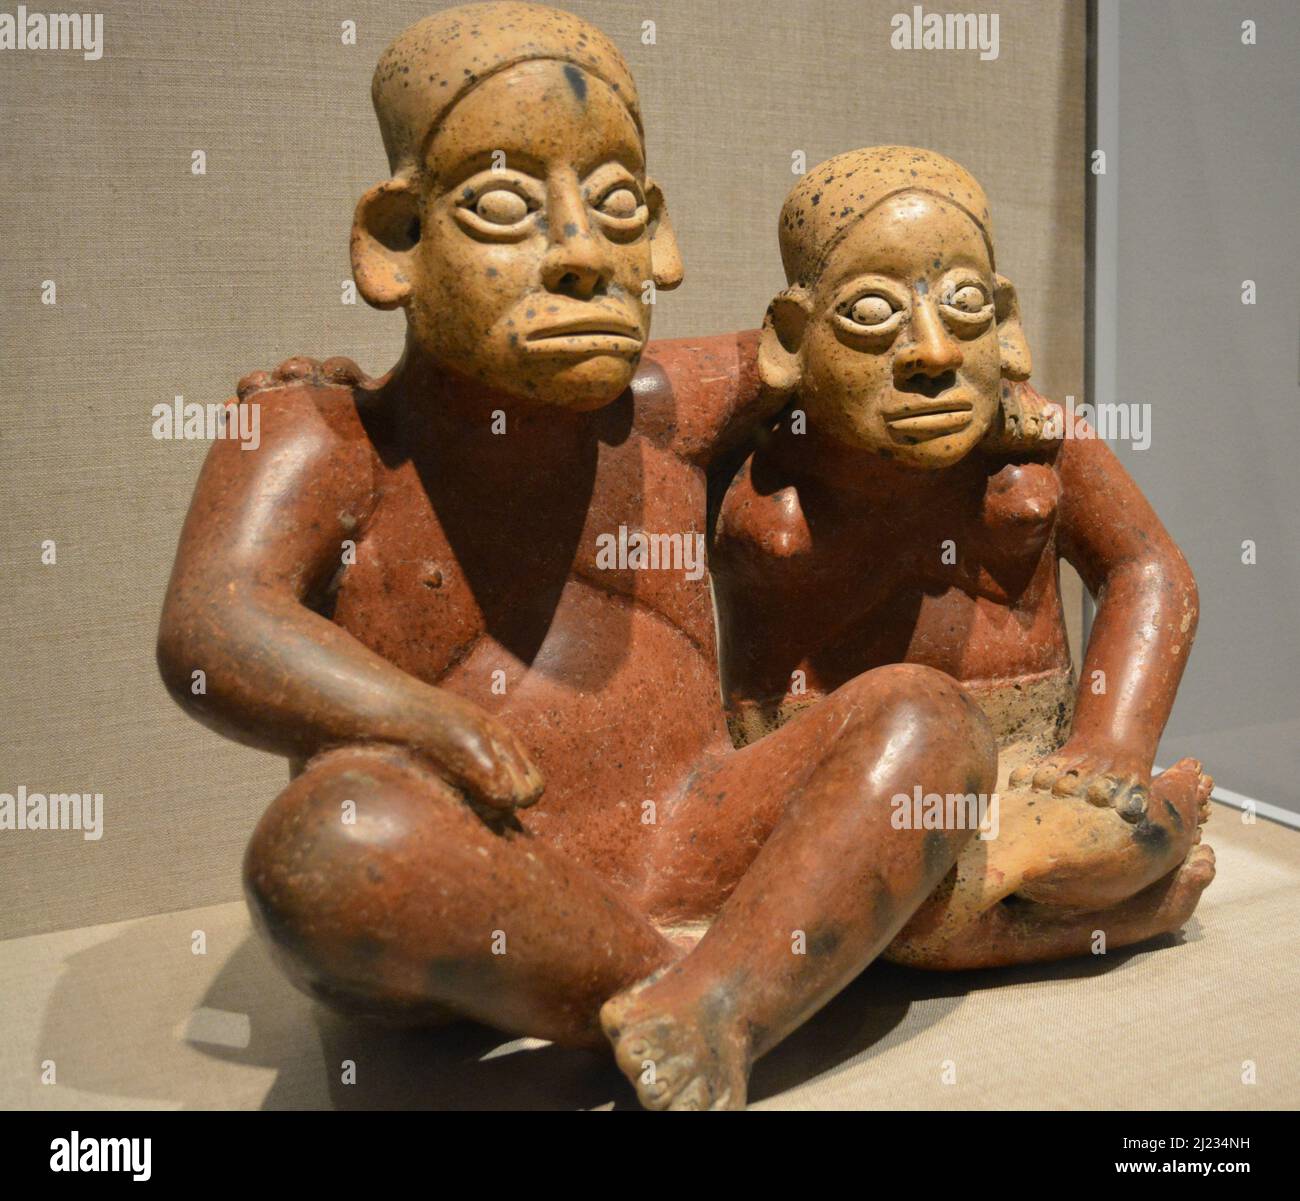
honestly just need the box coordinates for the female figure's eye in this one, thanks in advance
[598,187,640,219]
[475,188,529,225]
[946,284,990,314]
[846,295,896,327]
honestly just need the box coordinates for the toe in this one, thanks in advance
[1196,771,1215,816]
[634,1051,697,1111]
[638,1076,673,1110]
[668,1076,712,1111]
[1186,843,1216,886]
[608,1023,664,1086]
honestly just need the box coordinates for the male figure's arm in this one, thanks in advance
[1018,421,1198,818]
[156,363,542,810]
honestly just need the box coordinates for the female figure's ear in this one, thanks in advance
[350,178,420,310]
[757,287,812,396]
[994,273,1032,381]
[645,177,683,291]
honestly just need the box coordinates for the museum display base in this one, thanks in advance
[2,802,1294,1111]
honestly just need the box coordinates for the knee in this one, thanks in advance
[833,664,998,794]
[243,745,450,973]
[247,745,422,880]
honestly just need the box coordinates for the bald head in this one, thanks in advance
[372,2,642,177]
[779,146,995,287]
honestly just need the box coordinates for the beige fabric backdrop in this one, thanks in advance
[0,0,1085,939]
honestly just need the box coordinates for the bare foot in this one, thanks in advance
[1155,842,1217,924]
[1091,840,1217,950]
[1016,757,1213,908]
[600,971,749,1111]
[889,843,1216,970]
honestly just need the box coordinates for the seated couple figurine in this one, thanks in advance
[158,3,1213,1110]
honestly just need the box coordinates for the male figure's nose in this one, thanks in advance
[894,297,963,382]
[540,170,609,299]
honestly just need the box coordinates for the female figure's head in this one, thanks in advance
[760,146,1032,468]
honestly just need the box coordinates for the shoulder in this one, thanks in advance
[233,355,385,447]
[214,356,382,508]
[640,330,760,391]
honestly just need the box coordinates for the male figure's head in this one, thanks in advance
[759,146,1031,468]
[352,3,682,409]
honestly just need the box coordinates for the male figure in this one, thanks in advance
[713,147,1214,970]
[158,8,995,1109]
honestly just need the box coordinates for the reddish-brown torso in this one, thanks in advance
[328,356,734,874]
[713,446,1072,710]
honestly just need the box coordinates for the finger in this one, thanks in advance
[1008,763,1034,787]
[1032,761,1064,791]
[488,736,544,806]
[1114,781,1149,823]
[272,356,317,382]
[456,754,525,811]
[321,356,363,385]
[510,764,545,807]
[1087,775,1121,806]
[236,370,274,400]
[1051,763,1089,797]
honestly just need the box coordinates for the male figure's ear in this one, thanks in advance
[994,273,1032,381]
[350,178,420,310]
[645,177,683,291]
[757,287,812,396]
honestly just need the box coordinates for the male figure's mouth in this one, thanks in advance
[524,313,644,356]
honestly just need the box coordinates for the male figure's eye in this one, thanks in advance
[845,294,897,328]
[944,284,990,314]
[598,187,640,219]
[475,188,530,225]
[452,171,544,240]
[588,179,648,239]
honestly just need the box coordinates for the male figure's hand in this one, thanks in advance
[414,695,545,812]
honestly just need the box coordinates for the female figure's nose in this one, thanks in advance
[893,298,963,382]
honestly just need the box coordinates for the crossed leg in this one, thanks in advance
[886,756,1216,970]
[601,663,998,1110]
[886,845,1216,971]
[244,743,677,1047]
[246,664,997,1108]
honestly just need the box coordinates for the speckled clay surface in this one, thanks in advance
[713,146,1214,971]
[158,9,1006,1110]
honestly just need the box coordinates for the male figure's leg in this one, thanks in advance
[245,744,677,1046]
[604,663,998,1109]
